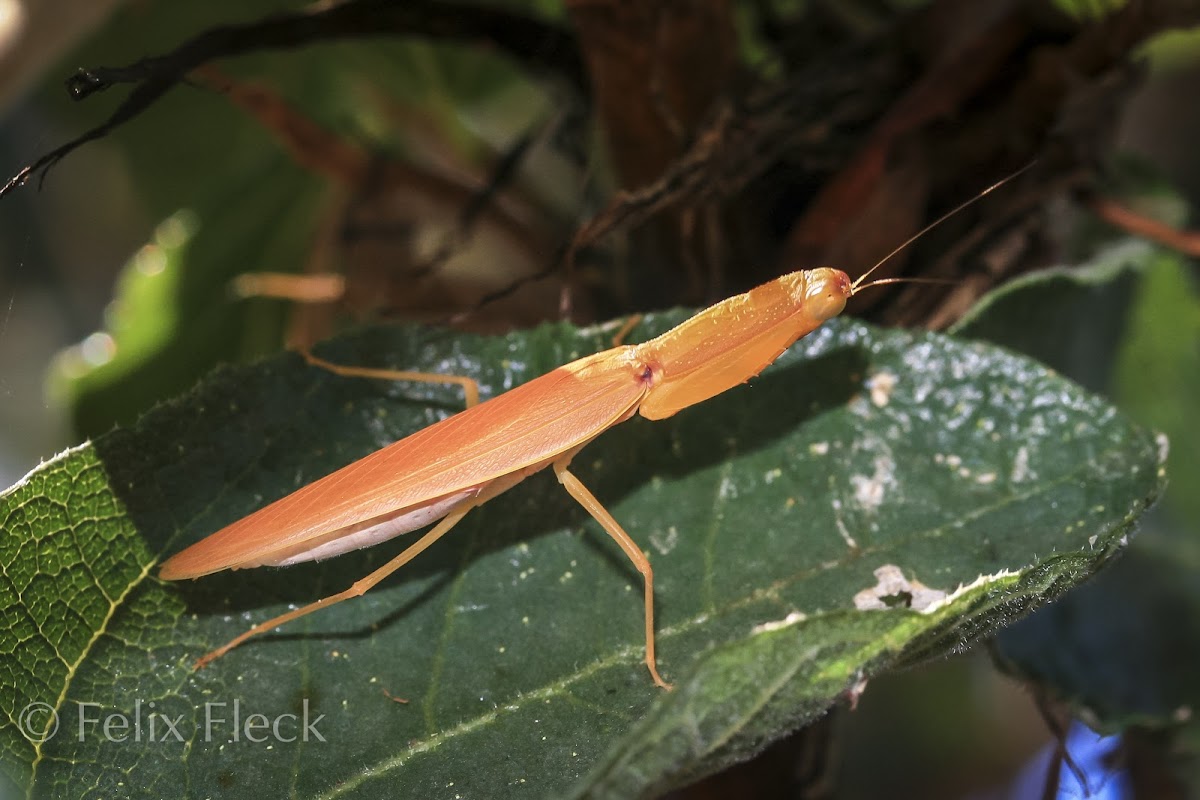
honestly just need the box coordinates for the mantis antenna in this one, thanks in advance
[850,161,1036,293]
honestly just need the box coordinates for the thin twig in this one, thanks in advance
[1084,191,1200,256]
[2,0,584,198]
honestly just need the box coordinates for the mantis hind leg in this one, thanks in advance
[552,457,671,690]
[609,313,644,347]
[194,505,474,670]
[232,268,481,409]
[232,272,347,304]
[300,349,481,408]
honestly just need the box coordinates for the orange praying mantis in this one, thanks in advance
[160,168,1028,689]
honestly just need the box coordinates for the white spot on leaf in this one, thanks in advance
[853,565,947,612]
[1011,446,1033,483]
[830,499,859,550]
[752,610,807,634]
[650,526,679,555]
[718,476,737,500]
[850,455,896,511]
[867,371,898,407]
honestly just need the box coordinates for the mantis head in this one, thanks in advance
[803,267,853,322]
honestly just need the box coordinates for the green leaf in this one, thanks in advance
[949,239,1151,393]
[1114,252,1200,526]
[1,315,1162,798]
[963,242,1200,766]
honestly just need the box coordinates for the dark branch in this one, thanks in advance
[2,0,585,199]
